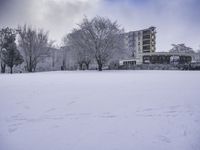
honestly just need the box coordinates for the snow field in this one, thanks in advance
[0,71,200,150]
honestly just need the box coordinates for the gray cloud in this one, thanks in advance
[42,0,98,43]
[0,0,100,45]
[0,0,200,50]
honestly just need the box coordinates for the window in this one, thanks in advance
[143,45,150,50]
[143,40,150,45]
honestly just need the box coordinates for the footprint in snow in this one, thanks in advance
[157,135,171,143]
[45,108,56,113]
[66,101,76,106]
[24,106,30,110]
[16,101,24,105]
[98,112,116,118]
[8,128,18,133]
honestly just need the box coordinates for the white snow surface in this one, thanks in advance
[0,70,200,150]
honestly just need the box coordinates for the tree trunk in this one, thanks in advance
[79,63,83,70]
[33,64,37,72]
[1,63,6,73]
[28,56,33,72]
[96,57,103,71]
[86,63,89,70]
[98,63,102,71]
[27,66,32,72]
[10,67,13,74]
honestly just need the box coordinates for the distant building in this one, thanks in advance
[120,27,194,66]
[124,26,156,57]
[121,26,156,65]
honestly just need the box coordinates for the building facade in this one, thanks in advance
[124,26,156,58]
[120,27,193,66]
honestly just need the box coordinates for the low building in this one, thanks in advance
[120,27,193,66]
[140,52,193,64]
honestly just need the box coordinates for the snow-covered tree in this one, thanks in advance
[0,27,10,73]
[66,16,125,71]
[1,29,23,73]
[65,29,93,70]
[169,44,195,53]
[17,25,50,72]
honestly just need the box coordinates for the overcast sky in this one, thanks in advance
[0,0,200,51]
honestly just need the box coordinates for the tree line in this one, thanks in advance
[0,16,126,73]
[0,25,52,73]
[1,16,200,73]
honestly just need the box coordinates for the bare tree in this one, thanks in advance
[66,29,93,70]
[66,16,124,71]
[18,25,50,72]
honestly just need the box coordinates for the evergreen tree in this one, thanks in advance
[2,28,23,73]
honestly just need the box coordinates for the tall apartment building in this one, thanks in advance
[124,26,156,58]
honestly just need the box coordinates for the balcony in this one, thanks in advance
[143,35,151,39]
[143,40,150,45]
[143,30,151,35]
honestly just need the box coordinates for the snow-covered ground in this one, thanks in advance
[0,71,200,150]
